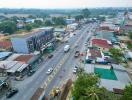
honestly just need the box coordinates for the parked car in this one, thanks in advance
[28,70,36,76]
[73,69,77,73]
[85,42,87,46]
[74,51,80,57]
[15,75,24,81]
[6,88,18,98]
[48,54,53,59]
[72,66,78,74]
[73,33,76,35]
[46,68,53,75]
[74,66,78,69]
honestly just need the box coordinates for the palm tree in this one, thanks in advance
[87,86,100,100]
[81,85,105,100]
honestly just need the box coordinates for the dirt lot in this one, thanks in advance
[127,61,132,68]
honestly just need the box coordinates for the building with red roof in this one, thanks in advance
[0,41,12,50]
[91,39,113,51]
[99,22,120,33]
[85,48,109,64]
[14,55,33,63]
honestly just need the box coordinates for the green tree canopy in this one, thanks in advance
[32,20,43,28]
[52,17,66,26]
[75,15,84,21]
[28,15,36,19]
[25,24,32,31]
[72,72,120,100]
[122,84,132,100]
[44,20,53,26]
[127,42,132,50]
[97,16,105,22]
[72,73,100,100]
[128,32,132,39]
[68,14,71,19]
[11,16,19,23]
[109,48,123,63]
[0,21,17,34]
[82,8,91,18]
[34,20,43,26]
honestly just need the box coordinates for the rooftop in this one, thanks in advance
[0,61,28,73]
[95,31,117,43]
[0,41,12,49]
[12,27,53,39]
[54,28,65,32]
[14,55,33,63]
[13,29,44,38]
[0,52,12,60]
[92,38,113,49]
[86,49,102,60]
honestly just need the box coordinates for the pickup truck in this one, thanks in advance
[74,51,80,57]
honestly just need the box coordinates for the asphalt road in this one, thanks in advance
[4,23,98,100]
[44,23,98,97]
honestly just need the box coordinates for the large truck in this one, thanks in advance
[64,45,70,52]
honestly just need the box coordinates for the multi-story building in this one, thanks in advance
[11,27,54,54]
[65,18,75,24]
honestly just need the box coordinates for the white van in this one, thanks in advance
[64,45,70,52]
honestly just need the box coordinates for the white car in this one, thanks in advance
[73,67,78,73]
[85,42,87,46]
[73,69,77,73]
[46,68,53,75]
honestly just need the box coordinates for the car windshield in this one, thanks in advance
[48,68,52,71]
[48,69,51,72]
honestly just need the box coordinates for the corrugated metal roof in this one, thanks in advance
[92,39,113,49]
[0,61,18,69]
[0,61,28,73]
[0,52,12,59]
[14,55,33,63]
[7,62,24,73]
[0,41,12,49]
[17,64,28,72]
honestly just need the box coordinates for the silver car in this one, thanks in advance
[46,68,53,75]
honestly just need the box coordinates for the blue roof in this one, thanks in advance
[0,52,12,59]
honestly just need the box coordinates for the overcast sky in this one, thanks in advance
[0,0,132,9]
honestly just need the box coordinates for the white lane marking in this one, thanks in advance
[40,24,91,91]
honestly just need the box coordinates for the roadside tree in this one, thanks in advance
[25,24,32,31]
[109,48,123,63]
[0,21,17,34]
[44,20,53,26]
[52,17,66,26]
[128,32,132,39]
[121,84,132,100]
